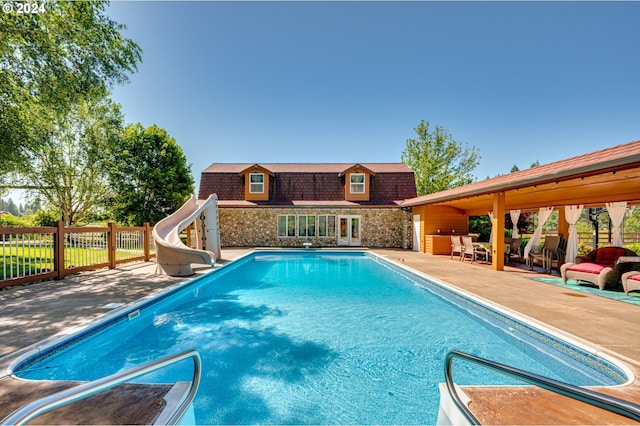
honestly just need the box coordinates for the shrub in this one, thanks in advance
[0,213,31,227]
[29,210,60,227]
[577,242,592,256]
[624,242,640,256]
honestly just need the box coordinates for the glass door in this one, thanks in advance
[350,216,361,246]
[338,215,361,246]
[338,216,349,246]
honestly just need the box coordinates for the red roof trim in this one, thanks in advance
[202,163,412,174]
[337,163,376,177]
[402,140,640,207]
[238,164,274,176]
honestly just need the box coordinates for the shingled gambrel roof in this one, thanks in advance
[198,163,417,205]
[201,163,412,174]
[402,140,640,213]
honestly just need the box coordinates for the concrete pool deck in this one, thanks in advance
[1,248,639,424]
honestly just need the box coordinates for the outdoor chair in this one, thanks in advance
[505,237,523,264]
[527,235,563,273]
[561,246,637,290]
[461,236,475,262]
[547,237,567,272]
[450,235,463,260]
[473,242,491,263]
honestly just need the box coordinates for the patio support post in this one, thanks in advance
[491,192,505,271]
[55,220,65,280]
[143,222,151,261]
[108,222,116,269]
[558,208,568,240]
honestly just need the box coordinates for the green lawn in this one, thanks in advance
[1,245,151,279]
[1,244,54,277]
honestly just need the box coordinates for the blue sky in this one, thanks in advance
[107,1,639,190]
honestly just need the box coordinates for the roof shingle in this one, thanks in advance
[199,162,417,204]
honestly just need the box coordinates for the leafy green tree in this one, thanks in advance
[401,120,480,196]
[0,0,141,175]
[469,215,492,242]
[625,207,640,234]
[105,124,195,226]
[20,97,124,225]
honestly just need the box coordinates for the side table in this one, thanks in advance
[615,256,640,276]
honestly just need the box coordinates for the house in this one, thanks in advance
[198,163,417,248]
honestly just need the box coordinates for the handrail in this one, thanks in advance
[444,349,640,425]
[2,349,201,426]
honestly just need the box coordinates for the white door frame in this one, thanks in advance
[338,215,361,246]
[412,214,420,252]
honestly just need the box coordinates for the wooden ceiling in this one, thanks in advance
[450,166,640,216]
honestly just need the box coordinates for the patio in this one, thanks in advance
[405,140,640,272]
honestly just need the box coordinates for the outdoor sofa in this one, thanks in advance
[560,246,637,290]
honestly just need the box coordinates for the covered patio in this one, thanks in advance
[404,140,640,271]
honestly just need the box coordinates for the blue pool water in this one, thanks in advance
[15,251,627,424]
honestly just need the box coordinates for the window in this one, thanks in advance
[278,215,296,237]
[249,173,264,193]
[298,215,316,237]
[350,173,365,193]
[318,215,336,237]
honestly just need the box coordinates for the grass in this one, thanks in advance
[1,245,151,279]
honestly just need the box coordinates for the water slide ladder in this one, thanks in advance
[1,350,201,426]
[153,194,221,276]
[444,349,640,424]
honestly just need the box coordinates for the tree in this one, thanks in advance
[469,215,492,242]
[20,97,124,225]
[105,124,195,226]
[0,1,142,175]
[0,197,19,215]
[401,120,480,196]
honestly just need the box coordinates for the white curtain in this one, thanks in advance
[606,201,627,246]
[564,205,583,263]
[488,211,494,243]
[510,210,521,238]
[523,207,554,258]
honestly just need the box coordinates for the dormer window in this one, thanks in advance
[240,165,271,201]
[350,173,365,194]
[249,173,264,193]
[340,165,374,202]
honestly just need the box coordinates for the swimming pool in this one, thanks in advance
[11,251,630,424]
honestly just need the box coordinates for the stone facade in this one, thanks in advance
[219,207,413,249]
